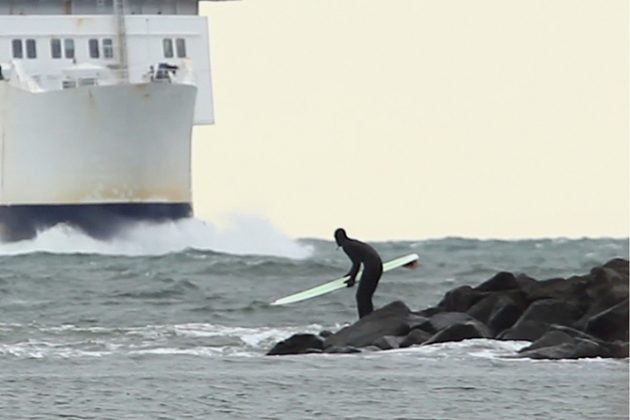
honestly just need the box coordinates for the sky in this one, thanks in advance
[192,0,628,241]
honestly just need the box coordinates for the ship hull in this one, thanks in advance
[0,202,192,241]
[0,81,197,241]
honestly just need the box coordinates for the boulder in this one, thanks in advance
[419,311,477,333]
[474,271,519,292]
[372,336,403,350]
[502,298,584,341]
[399,329,432,348]
[266,333,324,356]
[517,329,576,353]
[437,285,484,312]
[423,320,492,345]
[516,338,606,360]
[585,298,629,342]
[498,297,582,341]
[486,297,524,336]
[498,320,552,342]
[324,346,362,354]
[467,294,500,324]
[324,301,412,348]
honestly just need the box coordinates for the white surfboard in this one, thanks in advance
[270,253,419,306]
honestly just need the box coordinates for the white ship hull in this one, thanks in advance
[0,81,197,240]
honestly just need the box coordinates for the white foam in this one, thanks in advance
[0,215,312,259]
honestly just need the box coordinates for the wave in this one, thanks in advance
[0,215,313,259]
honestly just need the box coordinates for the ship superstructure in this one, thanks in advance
[0,0,215,240]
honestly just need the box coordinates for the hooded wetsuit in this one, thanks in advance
[335,228,383,318]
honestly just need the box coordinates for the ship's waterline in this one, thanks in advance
[0,202,192,241]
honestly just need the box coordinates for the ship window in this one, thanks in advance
[26,39,37,59]
[12,39,23,59]
[79,78,97,87]
[89,39,100,58]
[102,39,114,59]
[51,39,62,59]
[176,38,187,58]
[163,38,174,58]
[64,39,75,59]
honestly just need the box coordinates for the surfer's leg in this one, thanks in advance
[356,268,378,318]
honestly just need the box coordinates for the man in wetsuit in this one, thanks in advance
[334,228,383,318]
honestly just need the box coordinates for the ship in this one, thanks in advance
[0,0,216,241]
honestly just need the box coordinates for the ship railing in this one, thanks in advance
[4,60,44,93]
[142,59,196,85]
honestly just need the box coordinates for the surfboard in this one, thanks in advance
[270,253,419,306]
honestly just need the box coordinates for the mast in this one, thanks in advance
[113,0,129,83]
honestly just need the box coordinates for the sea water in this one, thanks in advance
[0,218,627,419]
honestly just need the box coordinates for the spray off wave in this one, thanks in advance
[0,216,312,259]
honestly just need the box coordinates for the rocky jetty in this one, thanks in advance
[267,258,629,359]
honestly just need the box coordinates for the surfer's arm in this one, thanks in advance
[344,255,361,287]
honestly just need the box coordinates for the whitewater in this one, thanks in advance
[0,218,627,419]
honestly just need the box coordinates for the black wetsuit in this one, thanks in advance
[335,228,383,318]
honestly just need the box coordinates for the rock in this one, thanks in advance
[399,329,432,348]
[423,320,492,345]
[467,294,500,324]
[518,329,575,353]
[319,330,334,338]
[324,346,362,354]
[585,298,629,342]
[372,336,402,350]
[487,297,524,336]
[404,314,431,331]
[497,320,551,341]
[437,285,484,312]
[267,333,324,356]
[474,271,519,292]
[413,306,443,317]
[506,298,584,340]
[517,337,607,360]
[515,273,539,291]
[324,301,412,348]
[603,258,628,278]
[420,312,477,333]
[515,324,626,359]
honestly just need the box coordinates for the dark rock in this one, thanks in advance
[487,297,524,336]
[404,314,431,331]
[324,301,412,348]
[420,312,477,333]
[372,336,402,350]
[603,258,628,278]
[497,320,550,341]
[267,333,324,356]
[500,298,584,341]
[515,298,583,326]
[518,330,575,353]
[423,320,492,345]
[413,306,443,317]
[515,273,539,291]
[399,329,432,348]
[319,330,333,338]
[516,338,605,360]
[437,285,484,312]
[585,298,629,342]
[474,271,519,292]
[467,294,500,324]
[324,346,362,354]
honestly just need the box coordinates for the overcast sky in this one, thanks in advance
[192,0,628,241]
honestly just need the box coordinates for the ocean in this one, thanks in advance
[0,218,628,419]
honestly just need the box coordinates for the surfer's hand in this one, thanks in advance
[344,278,356,288]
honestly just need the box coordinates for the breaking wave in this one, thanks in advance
[0,215,312,259]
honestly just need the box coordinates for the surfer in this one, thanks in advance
[334,228,383,318]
